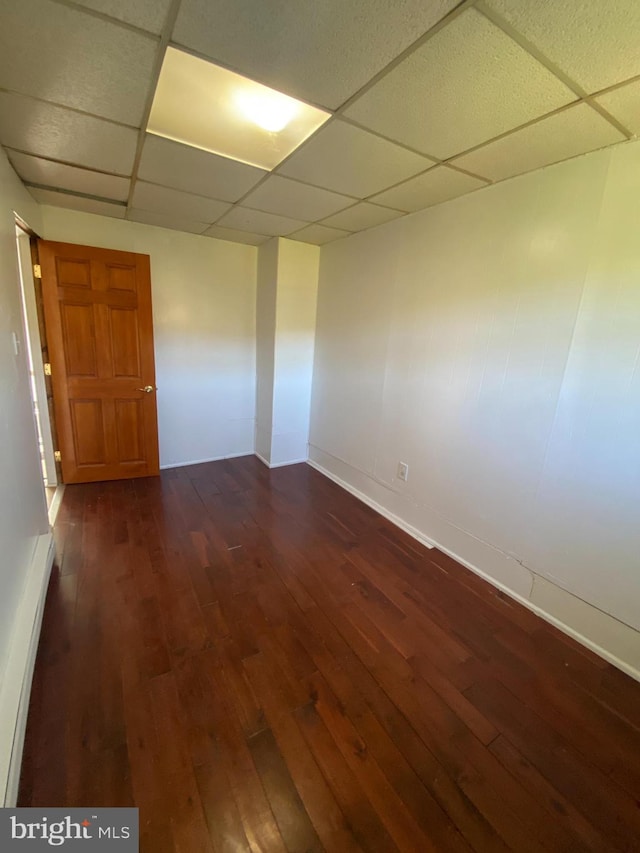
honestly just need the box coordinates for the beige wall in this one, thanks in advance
[40,206,258,468]
[255,238,278,463]
[310,139,640,675]
[256,238,319,466]
[0,151,50,792]
[0,152,48,701]
[271,238,319,466]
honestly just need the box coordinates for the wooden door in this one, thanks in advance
[39,240,160,484]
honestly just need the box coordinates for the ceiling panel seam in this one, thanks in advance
[444,99,596,165]
[332,0,478,115]
[51,0,160,42]
[0,88,140,131]
[590,72,640,99]
[580,98,634,139]
[4,146,131,179]
[49,0,162,40]
[337,115,442,163]
[475,0,634,139]
[24,181,127,206]
[125,0,184,215]
[444,163,492,184]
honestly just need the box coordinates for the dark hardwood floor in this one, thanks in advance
[18,456,640,851]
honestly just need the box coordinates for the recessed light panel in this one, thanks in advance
[147,47,331,170]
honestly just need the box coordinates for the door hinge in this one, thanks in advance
[54,450,62,463]
[33,264,42,279]
[44,362,52,376]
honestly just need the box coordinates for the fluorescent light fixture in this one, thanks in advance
[234,90,298,133]
[147,47,331,171]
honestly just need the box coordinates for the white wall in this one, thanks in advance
[0,150,51,800]
[40,207,257,468]
[0,152,48,669]
[272,239,319,466]
[310,139,640,675]
[255,238,278,462]
[255,237,319,467]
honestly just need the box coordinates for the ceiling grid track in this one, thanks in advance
[475,0,634,139]
[124,0,185,216]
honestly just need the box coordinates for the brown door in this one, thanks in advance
[39,240,160,484]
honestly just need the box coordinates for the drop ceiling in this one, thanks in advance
[1,0,637,247]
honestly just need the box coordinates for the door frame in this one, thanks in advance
[15,224,59,486]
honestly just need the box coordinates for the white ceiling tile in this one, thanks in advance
[7,151,130,200]
[242,176,353,221]
[278,120,432,197]
[0,93,138,174]
[0,0,158,125]
[138,134,266,202]
[485,0,640,93]
[29,188,126,218]
[595,80,640,135]
[452,104,625,183]
[203,225,269,245]
[70,0,173,34]
[172,0,460,109]
[344,8,576,160]
[288,224,350,245]
[217,207,308,236]
[371,165,487,212]
[131,181,231,222]
[128,208,209,234]
[321,202,405,231]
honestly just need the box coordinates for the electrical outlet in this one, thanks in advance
[397,461,409,482]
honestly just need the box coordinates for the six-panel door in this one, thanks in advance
[39,240,160,483]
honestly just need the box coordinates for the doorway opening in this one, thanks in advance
[14,221,64,523]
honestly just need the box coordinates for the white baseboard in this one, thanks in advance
[1,532,55,806]
[270,456,309,469]
[255,451,270,468]
[255,453,308,469]
[413,533,640,683]
[307,458,435,550]
[48,485,65,526]
[307,456,640,683]
[160,451,253,470]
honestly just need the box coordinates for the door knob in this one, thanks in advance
[138,385,155,393]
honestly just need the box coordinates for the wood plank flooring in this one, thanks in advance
[18,456,640,851]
